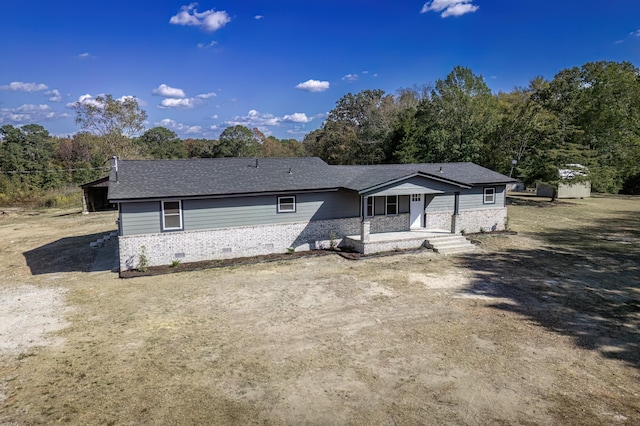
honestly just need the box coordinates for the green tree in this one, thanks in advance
[0,124,61,192]
[528,61,640,193]
[382,86,428,163]
[138,127,187,159]
[304,89,396,164]
[421,66,499,164]
[386,107,421,163]
[184,138,216,158]
[72,94,147,159]
[492,78,559,177]
[577,61,640,192]
[258,130,306,158]
[215,125,260,157]
[53,135,104,183]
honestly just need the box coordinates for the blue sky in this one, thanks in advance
[1,0,639,140]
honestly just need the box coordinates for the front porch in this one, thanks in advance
[342,228,476,255]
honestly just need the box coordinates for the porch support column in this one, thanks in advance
[450,191,460,233]
[361,220,371,242]
[361,195,371,241]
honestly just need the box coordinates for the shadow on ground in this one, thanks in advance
[23,231,114,275]
[459,210,640,369]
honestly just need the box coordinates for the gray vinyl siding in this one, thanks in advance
[423,186,506,213]
[425,194,454,212]
[120,201,162,235]
[459,186,506,210]
[183,190,359,231]
[119,190,360,236]
[119,185,507,236]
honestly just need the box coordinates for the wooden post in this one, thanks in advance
[81,188,89,214]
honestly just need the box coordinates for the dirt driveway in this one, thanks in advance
[0,198,639,425]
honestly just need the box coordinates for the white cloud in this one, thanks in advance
[631,29,640,37]
[156,118,202,134]
[169,4,200,26]
[224,110,314,128]
[211,114,218,119]
[226,109,280,127]
[15,104,52,113]
[117,95,147,106]
[0,104,67,124]
[295,79,330,92]
[66,94,102,108]
[0,81,48,92]
[152,84,186,98]
[420,0,479,18]
[66,93,142,108]
[255,15,264,20]
[170,3,231,32]
[159,98,202,109]
[282,113,312,123]
[44,89,62,102]
[201,12,231,32]
[77,52,91,58]
[342,73,359,82]
[197,41,218,49]
[151,85,214,108]
[196,92,217,99]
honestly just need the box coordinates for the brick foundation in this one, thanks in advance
[456,207,507,234]
[426,208,507,234]
[369,214,410,233]
[118,217,361,270]
[117,210,504,271]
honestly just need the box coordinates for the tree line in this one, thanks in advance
[305,61,640,194]
[0,95,305,199]
[2,60,639,200]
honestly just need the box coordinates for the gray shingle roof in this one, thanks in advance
[107,157,514,201]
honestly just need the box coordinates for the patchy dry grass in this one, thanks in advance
[0,197,639,425]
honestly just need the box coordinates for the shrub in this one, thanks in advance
[137,246,149,272]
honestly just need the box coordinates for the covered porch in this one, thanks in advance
[343,228,475,255]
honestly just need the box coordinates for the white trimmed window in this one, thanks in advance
[162,200,182,230]
[366,197,374,217]
[277,196,296,213]
[483,187,496,204]
[386,195,398,215]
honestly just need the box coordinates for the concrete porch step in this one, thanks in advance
[426,234,476,255]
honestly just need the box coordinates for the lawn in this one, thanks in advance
[0,195,638,425]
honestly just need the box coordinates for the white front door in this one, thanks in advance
[410,194,423,229]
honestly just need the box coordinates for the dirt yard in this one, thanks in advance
[0,196,639,425]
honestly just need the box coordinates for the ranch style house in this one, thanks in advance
[107,157,514,271]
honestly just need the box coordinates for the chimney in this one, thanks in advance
[110,156,119,182]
